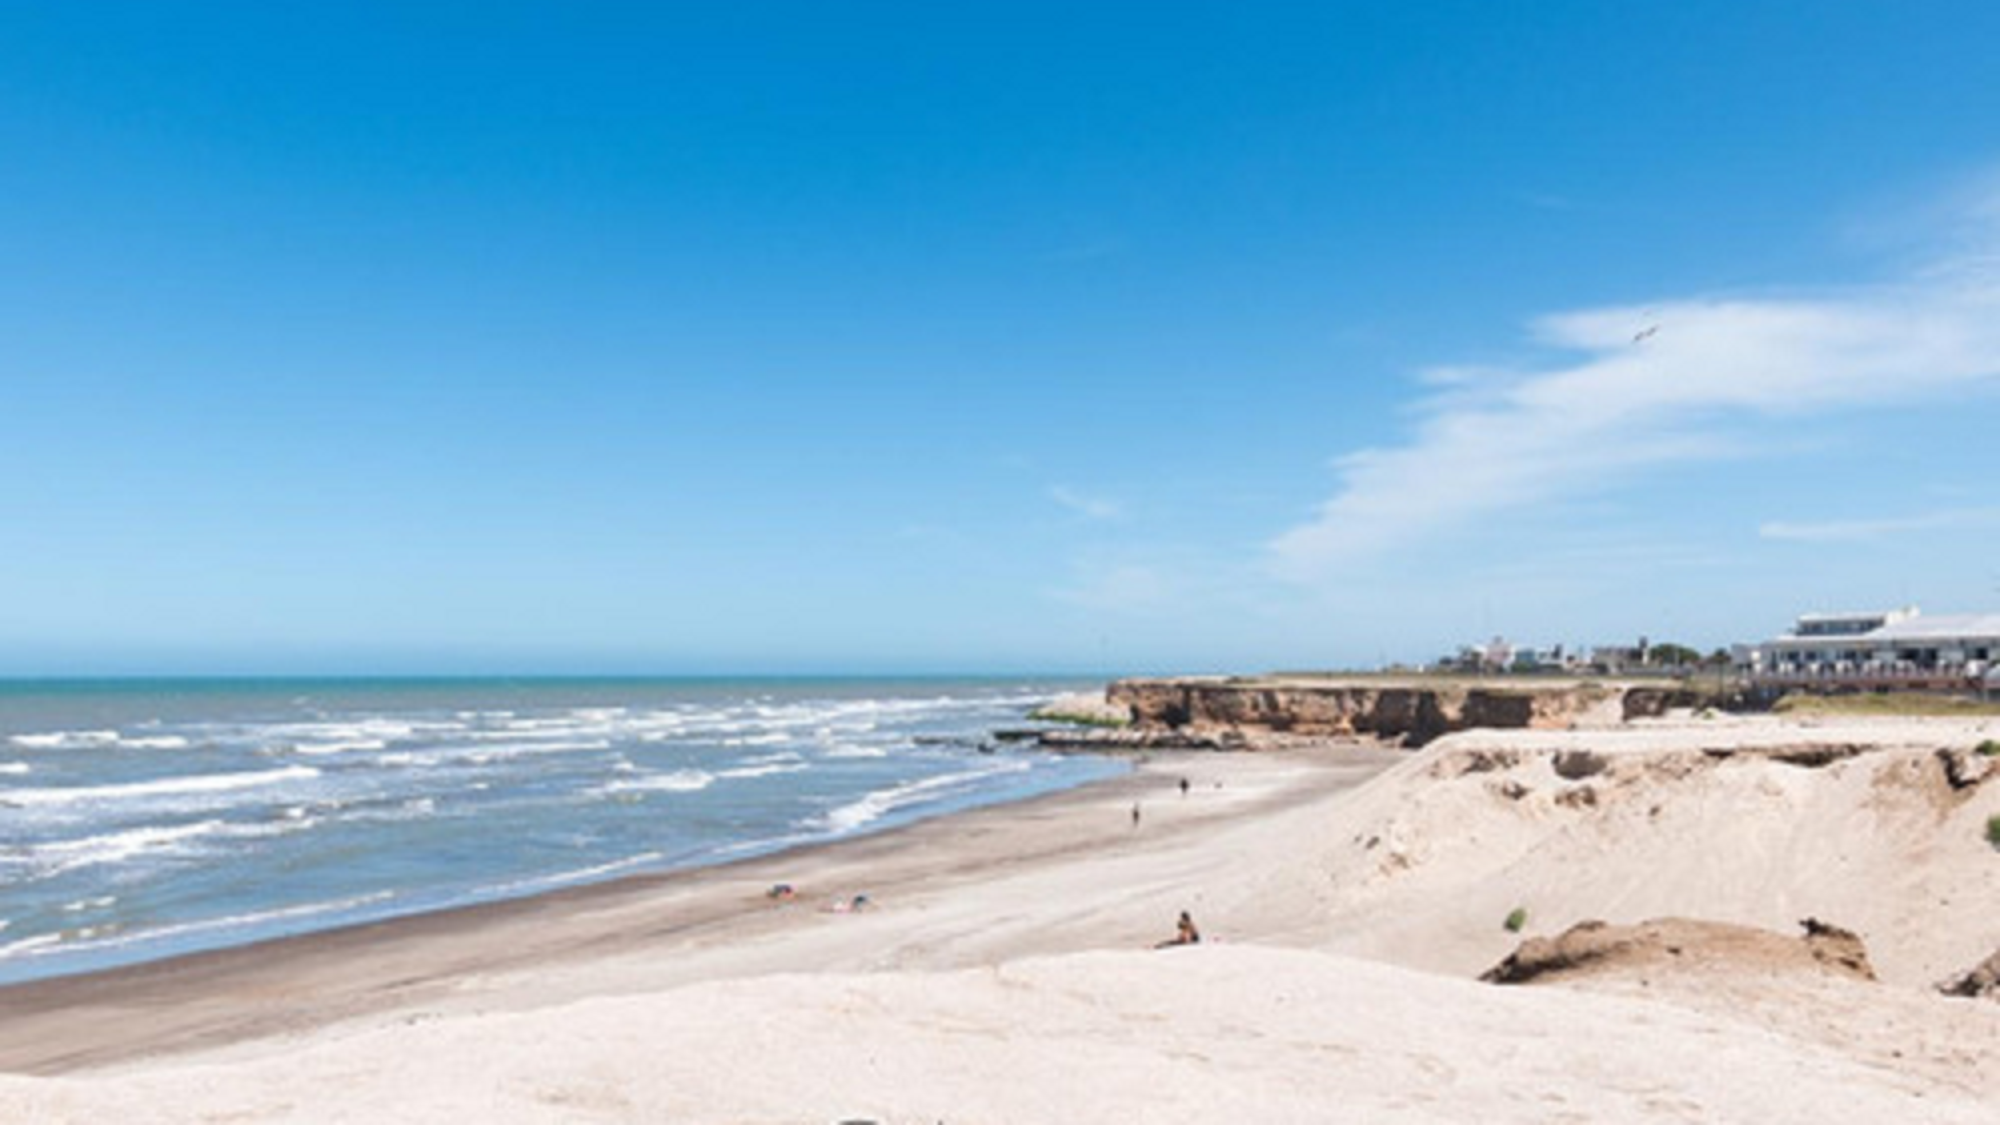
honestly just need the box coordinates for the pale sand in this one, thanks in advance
[2,717,1996,1122]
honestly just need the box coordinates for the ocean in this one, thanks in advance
[0,677,1124,985]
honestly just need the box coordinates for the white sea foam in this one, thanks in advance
[818,760,1032,834]
[707,830,820,859]
[0,891,398,963]
[7,730,191,751]
[474,850,667,898]
[717,761,810,781]
[9,730,120,750]
[0,933,63,959]
[600,770,714,795]
[461,739,614,764]
[465,724,623,743]
[291,738,389,756]
[376,738,613,768]
[257,718,453,750]
[0,762,29,775]
[60,896,118,913]
[499,716,595,732]
[337,797,444,825]
[719,731,793,748]
[823,743,889,759]
[25,820,309,875]
[33,821,226,867]
[2,765,321,808]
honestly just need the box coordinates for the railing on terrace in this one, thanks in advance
[1749,665,1991,689]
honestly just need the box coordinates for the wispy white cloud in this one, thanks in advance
[1758,506,2000,543]
[1271,187,2000,580]
[1049,485,1122,521]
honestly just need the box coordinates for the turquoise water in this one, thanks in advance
[0,677,1123,984]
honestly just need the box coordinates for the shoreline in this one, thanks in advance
[0,743,1123,991]
[0,742,1402,1075]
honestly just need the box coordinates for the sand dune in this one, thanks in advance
[6,944,1994,1124]
[1294,716,2000,985]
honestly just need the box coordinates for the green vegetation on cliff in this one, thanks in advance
[1772,692,2000,718]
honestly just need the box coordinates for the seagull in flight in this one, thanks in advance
[1632,324,1661,344]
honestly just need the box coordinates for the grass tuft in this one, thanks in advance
[1773,692,2000,718]
[1503,907,1528,933]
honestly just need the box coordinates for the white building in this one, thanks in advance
[1744,608,2000,689]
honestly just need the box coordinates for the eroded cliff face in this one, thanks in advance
[1105,678,1620,747]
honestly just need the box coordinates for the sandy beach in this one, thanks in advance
[3,714,1997,1122]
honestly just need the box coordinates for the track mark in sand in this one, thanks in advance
[198,1107,296,1123]
[1638,1092,1708,1120]
[526,1082,636,1114]
[1409,1052,1458,1084]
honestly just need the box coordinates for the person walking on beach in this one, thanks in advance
[1131,802,1142,829]
[1178,776,1190,797]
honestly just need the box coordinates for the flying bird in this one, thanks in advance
[1632,324,1660,344]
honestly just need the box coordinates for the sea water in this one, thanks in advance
[0,677,1124,984]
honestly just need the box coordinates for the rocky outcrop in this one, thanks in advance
[1936,947,2000,1000]
[1106,677,1620,748]
[1027,691,1133,728]
[1935,745,2000,790]
[1620,686,1700,721]
[1481,917,1877,986]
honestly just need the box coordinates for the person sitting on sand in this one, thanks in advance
[766,883,796,901]
[1155,910,1200,948]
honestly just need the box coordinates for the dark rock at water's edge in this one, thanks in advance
[1034,728,1245,752]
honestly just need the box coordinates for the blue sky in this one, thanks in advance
[4,2,1999,674]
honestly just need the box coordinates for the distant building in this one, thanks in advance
[1589,638,1651,673]
[1743,608,2000,690]
[1433,638,1513,673]
[1430,638,1576,674]
[1509,645,1568,673]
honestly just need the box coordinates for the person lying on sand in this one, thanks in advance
[766,883,797,901]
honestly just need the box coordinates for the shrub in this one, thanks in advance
[1988,815,2000,849]
[1976,739,2000,757]
[1504,907,1528,933]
